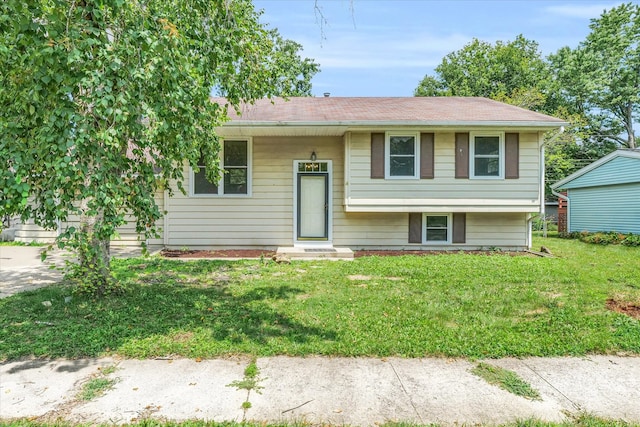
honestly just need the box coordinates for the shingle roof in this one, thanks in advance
[213,97,566,126]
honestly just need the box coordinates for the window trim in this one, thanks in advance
[422,213,452,245]
[384,131,420,179]
[469,132,504,180]
[190,137,252,197]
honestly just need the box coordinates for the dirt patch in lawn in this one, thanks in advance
[606,298,640,319]
[161,249,275,259]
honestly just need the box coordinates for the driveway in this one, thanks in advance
[0,245,148,298]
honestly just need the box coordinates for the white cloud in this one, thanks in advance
[545,2,623,19]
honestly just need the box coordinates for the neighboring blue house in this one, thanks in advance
[551,150,640,234]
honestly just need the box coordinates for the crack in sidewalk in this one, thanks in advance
[388,359,425,424]
[522,361,582,412]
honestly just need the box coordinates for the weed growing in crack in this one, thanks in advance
[77,364,118,401]
[471,362,541,400]
[227,358,264,419]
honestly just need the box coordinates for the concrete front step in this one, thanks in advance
[276,246,354,260]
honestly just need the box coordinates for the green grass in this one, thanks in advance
[0,240,46,246]
[76,363,118,401]
[471,362,541,400]
[1,236,639,360]
[77,377,116,401]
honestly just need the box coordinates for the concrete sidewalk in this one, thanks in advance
[2,355,640,425]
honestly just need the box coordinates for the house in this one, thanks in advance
[14,97,567,255]
[551,149,640,234]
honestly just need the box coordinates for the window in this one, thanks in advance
[385,132,419,179]
[470,132,504,179]
[423,213,451,244]
[192,139,251,196]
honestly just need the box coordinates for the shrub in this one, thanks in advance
[622,233,640,247]
[560,230,638,246]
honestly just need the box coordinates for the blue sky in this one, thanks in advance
[253,0,627,97]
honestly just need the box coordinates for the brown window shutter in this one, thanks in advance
[420,133,434,179]
[455,133,469,179]
[370,133,385,179]
[505,133,519,179]
[452,213,466,243]
[408,213,422,243]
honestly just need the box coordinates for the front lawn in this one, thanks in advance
[1,236,639,360]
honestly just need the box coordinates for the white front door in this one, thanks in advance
[299,174,327,238]
[295,161,332,243]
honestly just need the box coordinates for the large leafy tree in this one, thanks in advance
[550,2,639,149]
[414,35,557,113]
[0,0,319,294]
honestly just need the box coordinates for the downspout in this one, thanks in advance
[538,126,565,238]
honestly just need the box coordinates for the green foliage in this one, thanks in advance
[560,231,640,247]
[0,0,318,295]
[1,237,639,361]
[227,359,263,393]
[549,3,640,148]
[471,363,541,400]
[414,35,556,113]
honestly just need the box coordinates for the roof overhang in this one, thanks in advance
[218,121,567,138]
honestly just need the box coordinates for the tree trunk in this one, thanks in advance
[73,199,113,296]
[624,102,636,149]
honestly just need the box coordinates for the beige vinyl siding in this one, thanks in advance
[465,212,528,247]
[166,136,344,248]
[333,212,408,247]
[59,191,165,247]
[334,212,528,249]
[346,131,540,208]
[13,218,57,243]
